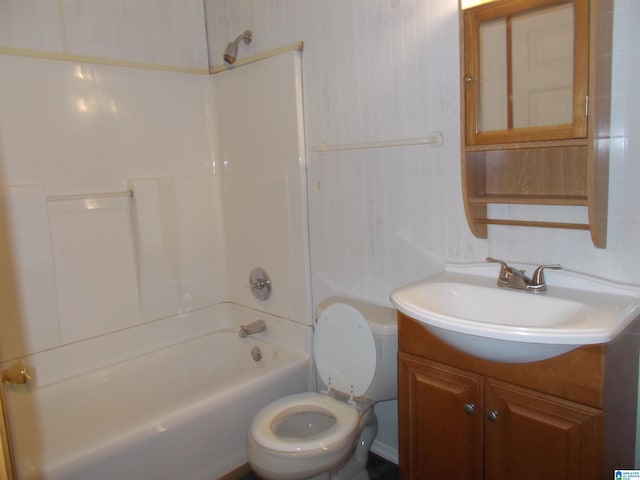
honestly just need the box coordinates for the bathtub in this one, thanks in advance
[2,303,312,480]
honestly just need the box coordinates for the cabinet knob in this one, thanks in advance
[486,410,499,422]
[464,75,473,83]
[463,403,475,415]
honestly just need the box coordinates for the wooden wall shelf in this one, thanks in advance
[460,0,612,248]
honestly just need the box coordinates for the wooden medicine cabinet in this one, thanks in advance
[460,0,612,247]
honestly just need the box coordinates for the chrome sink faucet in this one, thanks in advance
[486,257,561,293]
[239,319,266,338]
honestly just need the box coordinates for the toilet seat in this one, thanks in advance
[249,392,360,454]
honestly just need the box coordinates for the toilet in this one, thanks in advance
[246,297,397,480]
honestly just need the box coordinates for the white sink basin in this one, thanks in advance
[390,262,640,363]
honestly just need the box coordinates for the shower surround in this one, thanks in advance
[0,49,312,479]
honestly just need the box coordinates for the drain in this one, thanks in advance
[251,346,262,362]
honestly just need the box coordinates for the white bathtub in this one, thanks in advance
[2,303,312,480]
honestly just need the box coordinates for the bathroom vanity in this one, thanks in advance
[397,312,639,479]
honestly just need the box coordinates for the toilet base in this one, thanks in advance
[329,407,377,480]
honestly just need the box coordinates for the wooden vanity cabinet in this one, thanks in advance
[398,312,639,479]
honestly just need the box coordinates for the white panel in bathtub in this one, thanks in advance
[48,195,141,343]
[223,174,310,322]
[173,176,227,309]
[0,185,61,360]
[0,55,213,195]
[211,50,312,325]
[130,178,182,319]
[130,176,226,321]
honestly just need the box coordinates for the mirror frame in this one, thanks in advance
[463,0,589,145]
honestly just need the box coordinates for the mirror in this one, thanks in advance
[463,0,588,145]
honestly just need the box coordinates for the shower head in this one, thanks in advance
[223,30,253,65]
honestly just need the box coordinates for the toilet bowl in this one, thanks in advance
[246,297,397,480]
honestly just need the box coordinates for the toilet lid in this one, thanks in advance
[313,303,376,398]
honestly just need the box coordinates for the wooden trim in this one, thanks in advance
[472,123,584,145]
[465,137,588,151]
[572,0,590,138]
[477,218,591,230]
[468,193,588,205]
[0,386,15,480]
[505,15,514,130]
[0,47,209,75]
[460,2,488,238]
[586,0,613,248]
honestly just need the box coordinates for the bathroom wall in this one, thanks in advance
[206,0,639,301]
[206,0,640,464]
[0,0,208,71]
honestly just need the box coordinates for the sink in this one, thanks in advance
[390,262,640,363]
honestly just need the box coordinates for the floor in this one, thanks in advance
[365,453,401,480]
[239,453,400,480]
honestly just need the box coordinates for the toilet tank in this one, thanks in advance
[316,297,398,402]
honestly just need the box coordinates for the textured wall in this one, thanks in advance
[205,0,640,303]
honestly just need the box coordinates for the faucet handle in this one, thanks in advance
[486,257,509,269]
[486,257,514,277]
[486,257,520,286]
[530,264,562,287]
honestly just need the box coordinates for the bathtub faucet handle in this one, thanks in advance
[250,278,270,291]
[239,319,267,338]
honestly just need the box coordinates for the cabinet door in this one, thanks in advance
[463,0,589,145]
[399,354,483,479]
[485,379,602,480]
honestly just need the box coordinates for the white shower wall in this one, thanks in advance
[0,19,312,362]
[0,54,225,360]
[211,52,312,325]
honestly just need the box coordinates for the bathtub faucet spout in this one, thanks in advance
[239,320,266,338]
